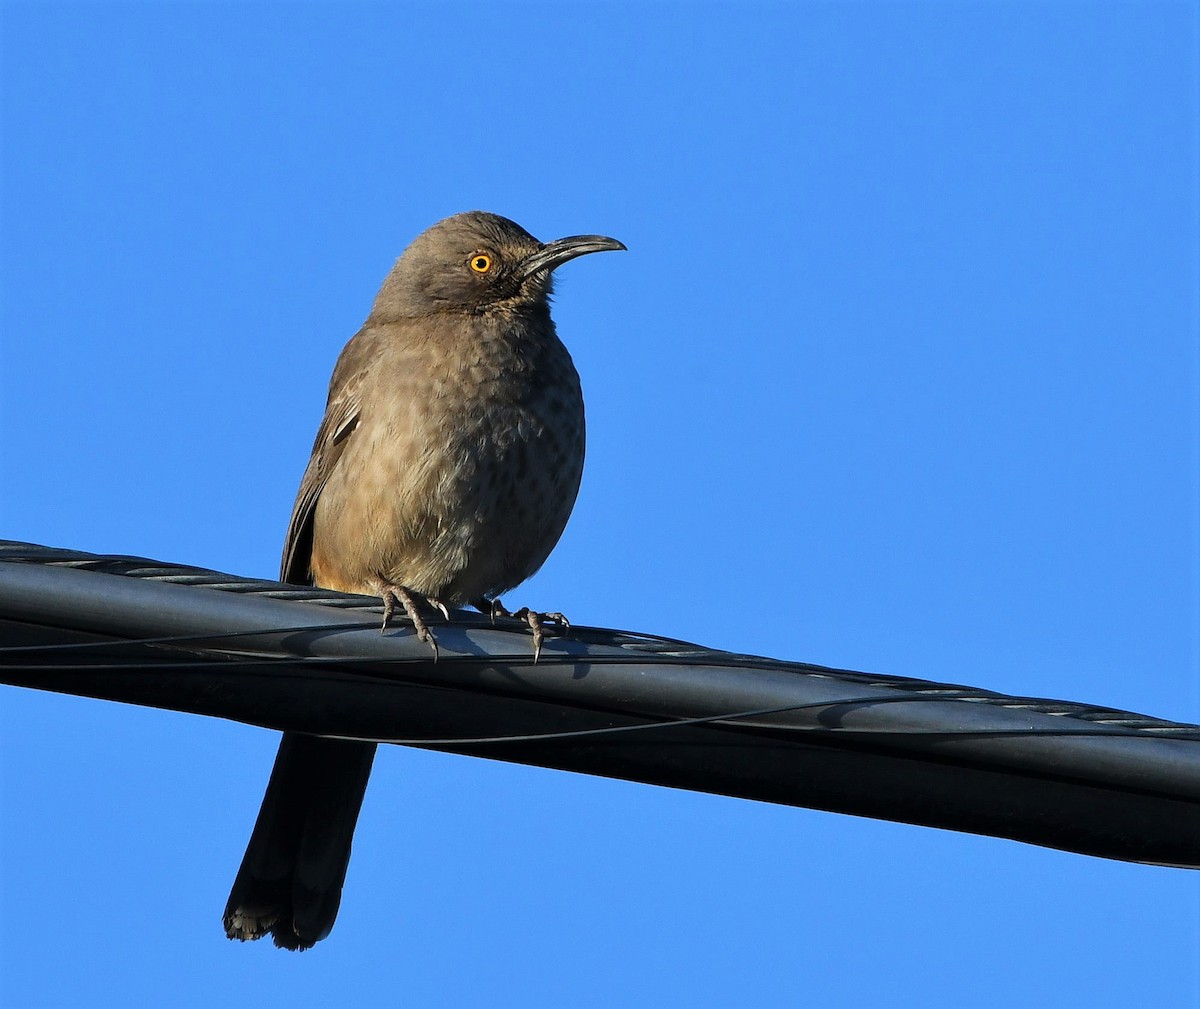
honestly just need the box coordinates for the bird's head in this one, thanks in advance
[370,211,625,320]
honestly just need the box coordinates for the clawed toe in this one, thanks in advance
[473,597,569,661]
[474,596,511,624]
[378,584,443,659]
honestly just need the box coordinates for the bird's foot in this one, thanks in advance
[378,583,447,659]
[473,598,569,662]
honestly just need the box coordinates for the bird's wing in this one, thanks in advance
[279,332,375,584]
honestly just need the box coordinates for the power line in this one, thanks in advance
[2,538,1198,869]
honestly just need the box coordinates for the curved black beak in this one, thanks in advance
[519,234,626,279]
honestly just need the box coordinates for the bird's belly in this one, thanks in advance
[311,395,583,604]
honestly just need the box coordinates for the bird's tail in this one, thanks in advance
[223,733,377,950]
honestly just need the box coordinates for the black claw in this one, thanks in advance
[380,591,397,633]
[423,631,439,662]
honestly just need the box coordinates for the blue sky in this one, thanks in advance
[2,2,1197,1006]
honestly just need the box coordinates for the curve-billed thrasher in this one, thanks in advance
[223,211,624,950]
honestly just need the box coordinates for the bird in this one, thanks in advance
[223,211,625,950]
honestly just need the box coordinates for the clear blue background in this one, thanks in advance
[2,3,1197,1006]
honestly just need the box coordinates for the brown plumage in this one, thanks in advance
[223,211,624,950]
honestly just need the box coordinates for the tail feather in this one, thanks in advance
[224,732,376,950]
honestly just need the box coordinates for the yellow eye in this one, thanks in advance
[469,254,492,273]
